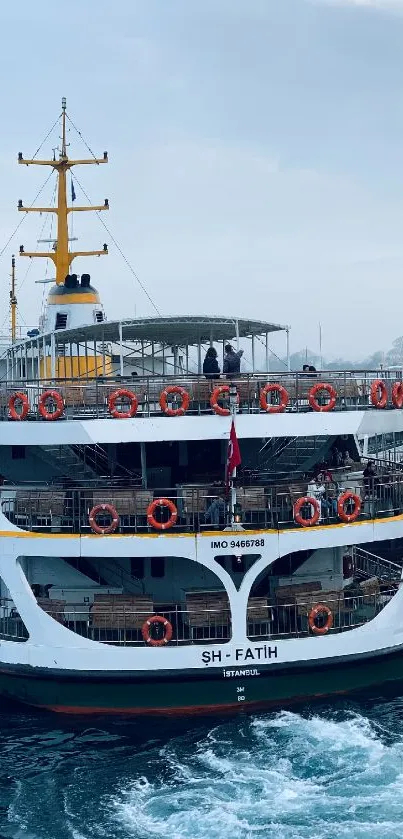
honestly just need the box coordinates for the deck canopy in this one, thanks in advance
[4,315,291,380]
[27,315,289,348]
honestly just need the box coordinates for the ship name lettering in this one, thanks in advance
[202,650,222,664]
[235,645,277,661]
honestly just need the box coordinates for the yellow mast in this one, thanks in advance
[18,97,109,285]
[10,255,16,343]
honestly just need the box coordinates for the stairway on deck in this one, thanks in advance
[38,444,98,483]
[260,435,332,478]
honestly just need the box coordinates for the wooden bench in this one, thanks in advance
[185,591,230,639]
[37,597,66,624]
[90,594,154,630]
[247,596,273,636]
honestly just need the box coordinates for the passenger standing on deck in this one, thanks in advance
[203,347,220,380]
[223,344,243,379]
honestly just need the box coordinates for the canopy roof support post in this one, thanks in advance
[140,442,147,489]
[50,332,56,379]
[173,345,179,376]
[251,334,255,373]
[162,342,166,375]
[151,341,155,376]
[93,339,97,378]
[265,332,269,373]
[118,322,124,377]
[6,350,10,383]
[102,331,106,377]
[286,328,290,372]
[84,339,89,381]
[185,343,189,375]
[69,341,73,380]
[24,341,28,382]
[42,336,46,381]
[141,339,145,376]
[197,339,202,374]
[235,319,240,350]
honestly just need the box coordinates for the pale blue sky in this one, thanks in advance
[1,0,403,358]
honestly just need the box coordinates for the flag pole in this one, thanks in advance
[229,381,238,526]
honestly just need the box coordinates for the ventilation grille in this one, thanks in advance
[95,311,104,323]
[55,313,68,330]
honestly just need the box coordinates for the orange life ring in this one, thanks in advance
[88,503,120,535]
[293,496,320,527]
[392,381,403,409]
[108,388,138,419]
[337,490,361,523]
[38,390,64,420]
[210,385,239,417]
[259,383,289,414]
[8,392,29,421]
[308,604,333,635]
[147,498,178,531]
[159,385,190,417]
[370,379,387,409]
[141,614,173,647]
[308,382,337,412]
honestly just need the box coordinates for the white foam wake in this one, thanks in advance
[110,711,403,839]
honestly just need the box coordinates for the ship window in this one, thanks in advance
[150,557,165,578]
[130,558,145,579]
[95,311,104,323]
[55,312,68,330]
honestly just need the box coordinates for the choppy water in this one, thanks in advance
[1,698,403,839]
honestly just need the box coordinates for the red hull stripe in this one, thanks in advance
[44,691,348,716]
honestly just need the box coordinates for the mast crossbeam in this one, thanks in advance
[18,99,108,285]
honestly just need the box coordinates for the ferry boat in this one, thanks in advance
[0,100,403,715]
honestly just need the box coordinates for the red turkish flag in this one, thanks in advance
[226,420,241,488]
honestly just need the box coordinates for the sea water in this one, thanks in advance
[1,697,403,839]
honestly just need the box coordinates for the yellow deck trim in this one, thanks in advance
[0,513,401,540]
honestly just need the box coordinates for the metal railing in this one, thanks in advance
[0,369,402,421]
[3,469,403,534]
[0,588,397,645]
[352,546,402,582]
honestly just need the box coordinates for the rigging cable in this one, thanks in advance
[72,171,161,316]
[0,169,55,262]
[65,113,161,316]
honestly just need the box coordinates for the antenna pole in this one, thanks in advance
[10,255,17,343]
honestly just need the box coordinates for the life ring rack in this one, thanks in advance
[108,388,138,419]
[370,379,388,409]
[293,496,321,527]
[8,392,29,421]
[259,383,289,414]
[88,503,120,535]
[147,497,178,531]
[308,382,337,413]
[337,490,362,523]
[159,385,190,417]
[308,604,333,635]
[38,389,64,421]
[141,615,173,647]
[210,385,239,417]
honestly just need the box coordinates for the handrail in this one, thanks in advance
[352,546,402,581]
[3,470,403,534]
[0,588,396,646]
[0,370,403,420]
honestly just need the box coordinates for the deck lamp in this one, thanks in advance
[234,502,242,523]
